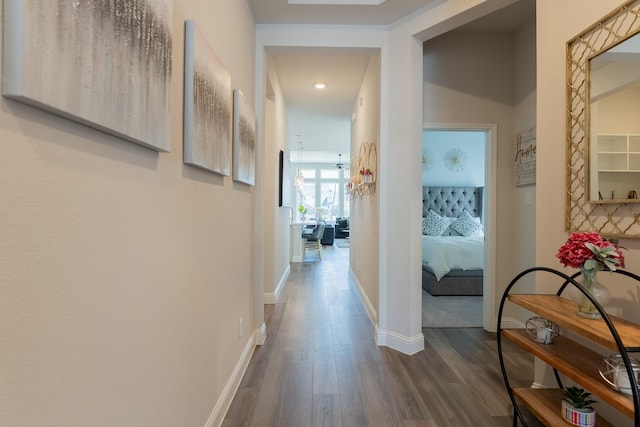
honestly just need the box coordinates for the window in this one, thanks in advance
[295,165,349,221]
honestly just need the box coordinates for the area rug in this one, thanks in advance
[422,290,482,328]
[334,238,349,248]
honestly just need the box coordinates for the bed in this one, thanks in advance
[422,186,484,296]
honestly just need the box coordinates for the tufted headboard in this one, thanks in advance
[423,186,483,219]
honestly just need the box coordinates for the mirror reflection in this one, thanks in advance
[589,35,640,202]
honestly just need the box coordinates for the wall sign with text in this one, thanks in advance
[514,128,536,186]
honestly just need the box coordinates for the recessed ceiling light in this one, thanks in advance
[314,83,327,89]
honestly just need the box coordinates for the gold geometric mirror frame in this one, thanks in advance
[566,0,640,239]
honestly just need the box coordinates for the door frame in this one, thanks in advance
[422,123,497,331]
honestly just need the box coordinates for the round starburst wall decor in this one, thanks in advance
[443,148,467,173]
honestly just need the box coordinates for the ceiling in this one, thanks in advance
[248,0,438,26]
[249,0,535,164]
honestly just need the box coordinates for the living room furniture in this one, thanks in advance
[335,217,349,239]
[303,223,325,261]
[321,224,335,245]
[498,266,640,426]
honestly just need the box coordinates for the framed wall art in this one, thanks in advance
[514,128,536,186]
[278,150,291,207]
[3,0,173,152]
[183,19,232,175]
[232,89,256,186]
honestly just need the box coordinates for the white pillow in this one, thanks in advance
[422,210,450,236]
[450,210,482,237]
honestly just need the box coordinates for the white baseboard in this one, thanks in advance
[349,268,378,324]
[500,317,525,329]
[349,269,424,355]
[264,265,290,304]
[204,335,255,427]
[376,327,425,355]
[255,322,266,346]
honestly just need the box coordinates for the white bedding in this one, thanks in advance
[422,235,484,281]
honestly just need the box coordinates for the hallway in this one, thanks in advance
[223,245,536,426]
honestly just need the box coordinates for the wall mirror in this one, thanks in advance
[567,0,640,238]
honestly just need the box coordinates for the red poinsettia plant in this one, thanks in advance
[556,232,625,272]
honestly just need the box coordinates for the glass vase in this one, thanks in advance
[571,267,610,319]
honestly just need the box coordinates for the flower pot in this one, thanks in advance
[562,400,596,427]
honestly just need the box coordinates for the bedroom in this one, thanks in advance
[421,129,486,328]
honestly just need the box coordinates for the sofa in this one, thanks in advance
[334,217,349,238]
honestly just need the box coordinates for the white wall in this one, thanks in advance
[1,1,257,426]
[264,56,291,304]
[422,130,485,187]
[350,54,381,320]
[537,0,640,317]
[537,4,640,423]
[512,15,537,308]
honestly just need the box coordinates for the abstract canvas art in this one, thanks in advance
[183,19,232,176]
[2,0,173,152]
[232,89,256,186]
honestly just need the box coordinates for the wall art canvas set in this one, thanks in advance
[2,0,173,152]
[2,5,256,185]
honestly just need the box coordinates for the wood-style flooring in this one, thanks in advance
[223,244,538,427]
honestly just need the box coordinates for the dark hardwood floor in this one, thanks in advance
[223,244,537,426]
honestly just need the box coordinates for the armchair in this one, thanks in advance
[334,217,349,239]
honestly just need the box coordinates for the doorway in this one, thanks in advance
[421,125,496,329]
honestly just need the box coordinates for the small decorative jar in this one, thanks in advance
[525,317,559,344]
[599,354,640,395]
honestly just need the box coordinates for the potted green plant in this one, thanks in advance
[298,204,307,220]
[561,386,596,427]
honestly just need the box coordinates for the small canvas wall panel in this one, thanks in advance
[2,0,173,152]
[233,89,256,185]
[183,20,232,175]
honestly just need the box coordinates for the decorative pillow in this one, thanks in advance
[422,210,450,236]
[450,210,482,237]
[441,217,459,236]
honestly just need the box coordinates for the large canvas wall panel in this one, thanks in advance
[233,89,256,185]
[2,0,173,152]
[183,20,232,176]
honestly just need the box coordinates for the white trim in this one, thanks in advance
[350,268,425,355]
[499,317,524,330]
[204,336,255,427]
[349,268,378,325]
[422,122,498,332]
[255,323,267,346]
[264,265,290,304]
[376,328,424,355]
